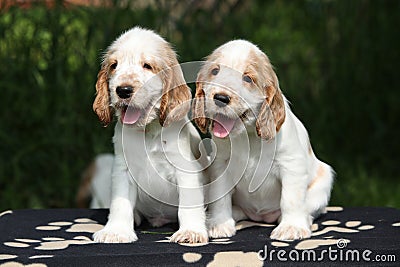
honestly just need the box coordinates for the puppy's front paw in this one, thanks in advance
[208,218,236,238]
[170,229,208,244]
[270,222,311,241]
[93,226,138,243]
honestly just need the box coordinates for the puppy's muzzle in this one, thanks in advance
[116,85,134,99]
[214,93,231,107]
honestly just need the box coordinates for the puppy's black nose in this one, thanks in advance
[214,93,231,107]
[116,86,133,99]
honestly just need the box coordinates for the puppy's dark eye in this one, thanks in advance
[110,62,118,70]
[211,68,219,76]
[243,75,253,83]
[143,63,153,70]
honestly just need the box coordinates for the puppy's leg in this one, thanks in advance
[170,172,208,244]
[270,170,311,241]
[306,161,334,218]
[232,205,248,222]
[206,170,236,238]
[207,193,236,238]
[93,155,138,243]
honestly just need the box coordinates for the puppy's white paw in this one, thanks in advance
[208,218,236,238]
[270,222,311,241]
[170,229,208,244]
[93,226,138,243]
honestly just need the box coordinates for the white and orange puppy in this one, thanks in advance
[193,40,334,241]
[92,27,207,243]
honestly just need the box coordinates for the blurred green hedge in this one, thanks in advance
[0,0,399,210]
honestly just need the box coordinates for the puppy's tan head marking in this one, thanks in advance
[93,27,191,128]
[193,40,286,139]
[192,76,209,134]
[93,58,113,127]
[159,43,191,127]
[255,52,286,139]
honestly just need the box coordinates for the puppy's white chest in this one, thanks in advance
[216,136,282,216]
[236,152,280,198]
[120,124,180,212]
[134,141,178,190]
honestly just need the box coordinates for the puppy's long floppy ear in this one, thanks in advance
[159,52,191,127]
[256,70,286,140]
[93,64,112,126]
[192,78,209,134]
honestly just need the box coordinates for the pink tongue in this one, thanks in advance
[213,114,236,138]
[122,108,142,124]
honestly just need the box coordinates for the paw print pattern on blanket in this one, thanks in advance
[1,217,102,265]
[2,207,396,267]
[269,208,375,250]
[178,206,377,265]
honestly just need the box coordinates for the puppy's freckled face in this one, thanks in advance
[193,40,284,139]
[109,53,162,126]
[93,28,191,128]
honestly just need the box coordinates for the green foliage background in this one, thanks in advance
[0,0,399,210]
